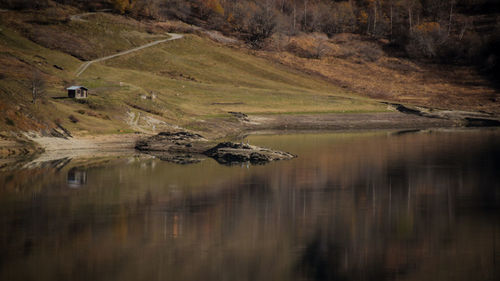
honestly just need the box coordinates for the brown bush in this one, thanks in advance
[285,41,315,59]
[68,115,79,123]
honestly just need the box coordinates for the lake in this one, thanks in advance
[0,129,499,281]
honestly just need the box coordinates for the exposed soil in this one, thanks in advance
[184,111,464,140]
[30,133,141,152]
[0,133,43,159]
[245,112,458,131]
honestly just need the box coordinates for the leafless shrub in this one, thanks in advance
[68,115,79,123]
[406,22,448,59]
[245,5,277,48]
[30,70,45,104]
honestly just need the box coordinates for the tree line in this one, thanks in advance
[2,0,499,75]
[129,0,500,75]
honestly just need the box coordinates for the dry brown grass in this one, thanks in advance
[258,32,500,114]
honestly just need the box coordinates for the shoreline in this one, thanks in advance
[1,111,498,164]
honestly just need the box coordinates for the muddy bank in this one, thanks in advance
[383,103,500,127]
[1,133,142,164]
[187,111,460,140]
[31,133,141,151]
[0,133,43,159]
[191,110,499,139]
[246,112,458,131]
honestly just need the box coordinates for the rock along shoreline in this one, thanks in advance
[135,131,296,165]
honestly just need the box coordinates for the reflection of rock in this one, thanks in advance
[204,142,296,165]
[67,168,87,188]
[155,153,205,165]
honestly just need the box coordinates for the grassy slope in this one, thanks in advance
[0,8,385,137]
[261,33,500,114]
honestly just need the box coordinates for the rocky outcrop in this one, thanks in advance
[135,132,296,165]
[203,142,296,165]
[135,131,212,154]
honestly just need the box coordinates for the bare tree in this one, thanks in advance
[246,4,277,48]
[303,0,308,30]
[31,70,45,104]
[448,0,455,36]
[389,0,393,40]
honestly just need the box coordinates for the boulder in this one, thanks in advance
[204,142,296,165]
[135,131,212,154]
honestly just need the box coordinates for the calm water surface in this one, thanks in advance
[0,129,499,281]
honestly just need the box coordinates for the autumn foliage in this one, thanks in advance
[1,0,497,73]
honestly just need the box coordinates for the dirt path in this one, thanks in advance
[70,11,183,77]
[69,12,96,22]
[75,33,183,76]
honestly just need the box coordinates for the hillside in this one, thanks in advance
[257,32,499,113]
[0,3,499,157]
[0,6,385,140]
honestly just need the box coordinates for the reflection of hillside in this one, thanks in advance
[0,130,498,281]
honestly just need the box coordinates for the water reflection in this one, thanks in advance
[67,168,87,188]
[0,129,498,281]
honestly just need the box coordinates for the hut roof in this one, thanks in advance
[66,86,88,90]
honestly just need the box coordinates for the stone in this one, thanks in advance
[203,142,296,165]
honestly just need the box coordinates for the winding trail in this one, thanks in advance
[75,33,183,76]
[69,12,96,22]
